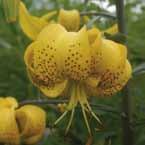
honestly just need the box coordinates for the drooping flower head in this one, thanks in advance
[0,97,46,144]
[19,2,132,134]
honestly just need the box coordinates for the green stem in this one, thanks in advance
[19,99,121,115]
[116,1,134,145]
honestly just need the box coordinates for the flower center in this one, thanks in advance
[54,81,102,134]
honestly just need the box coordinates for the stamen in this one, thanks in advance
[54,111,68,125]
[67,83,78,110]
[81,88,102,125]
[54,83,102,133]
[65,108,75,134]
[81,105,91,135]
[54,82,77,128]
[77,85,91,134]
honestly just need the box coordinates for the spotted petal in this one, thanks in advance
[86,60,132,96]
[91,39,127,76]
[55,26,91,81]
[25,40,59,86]
[25,29,68,98]
[58,9,80,31]
[16,105,46,144]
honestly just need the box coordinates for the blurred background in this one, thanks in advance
[0,0,145,145]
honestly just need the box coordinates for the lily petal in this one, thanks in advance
[16,105,46,143]
[87,60,132,96]
[0,108,20,145]
[37,23,66,41]
[19,2,48,40]
[58,9,80,31]
[97,60,132,96]
[27,68,68,98]
[24,41,34,72]
[0,97,18,109]
[91,39,127,76]
[87,27,102,45]
[33,40,63,86]
[24,38,61,86]
[55,26,91,81]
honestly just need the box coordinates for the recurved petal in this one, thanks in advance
[87,60,132,96]
[87,27,102,45]
[91,39,127,75]
[19,1,48,40]
[24,41,34,72]
[0,97,18,109]
[36,24,66,76]
[0,108,20,145]
[58,9,80,31]
[16,105,46,141]
[27,68,67,98]
[55,26,91,81]
[37,23,66,42]
[25,38,62,86]
[34,40,62,85]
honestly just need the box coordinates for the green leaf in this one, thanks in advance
[104,32,127,44]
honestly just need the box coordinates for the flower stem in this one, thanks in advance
[116,1,134,145]
[19,99,121,115]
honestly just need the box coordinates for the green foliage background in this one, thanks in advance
[0,0,145,145]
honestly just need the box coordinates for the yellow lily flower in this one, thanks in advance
[24,23,132,134]
[58,9,80,31]
[16,105,46,145]
[0,97,46,144]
